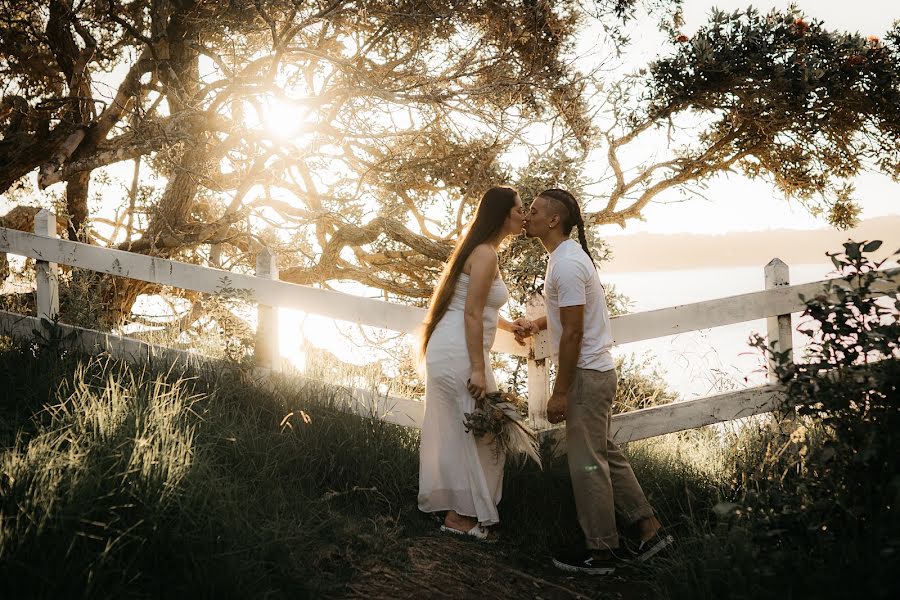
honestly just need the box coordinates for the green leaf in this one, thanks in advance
[830,254,842,269]
[862,240,882,253]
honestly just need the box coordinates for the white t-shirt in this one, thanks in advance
[544,239,615,372]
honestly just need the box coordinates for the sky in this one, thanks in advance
[589,1,900,238]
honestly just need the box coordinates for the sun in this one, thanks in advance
[262,98,300,137]
[262,97,309,141]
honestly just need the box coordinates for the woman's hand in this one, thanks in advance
[467,370,487,401]
[512,318,537,344]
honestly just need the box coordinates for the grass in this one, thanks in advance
[0,340,424,598]
[1,340,898,599]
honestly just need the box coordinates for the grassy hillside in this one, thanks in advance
[0,339,897,599]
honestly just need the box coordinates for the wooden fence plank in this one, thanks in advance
[765,258,794,383]
[255,248,280,371]
[0,311,787,442]
[525,294,551,429]
[7,307,785,444]
[0,227,528,357]
[531,267,900,359]
[542,384,787,454]
[33,210,59,321]
[5,227,895,361]
[0,310,426,428]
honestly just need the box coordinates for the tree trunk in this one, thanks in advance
[99,276,151,328]
[66,171,90,241]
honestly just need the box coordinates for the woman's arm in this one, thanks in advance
[498,316,516,332]
[463,245,498,400]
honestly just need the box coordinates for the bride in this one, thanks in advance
[417,186,527,540]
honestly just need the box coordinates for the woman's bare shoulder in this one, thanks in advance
[462,243,498,275]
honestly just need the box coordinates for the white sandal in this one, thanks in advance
[439,523,499,543]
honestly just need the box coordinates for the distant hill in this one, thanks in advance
[601,216,900,272]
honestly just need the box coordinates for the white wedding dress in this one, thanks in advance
[418,273,508,526]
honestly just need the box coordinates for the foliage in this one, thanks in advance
[0,345,424,598]
[57,268,117,330]
[743,240,900,541]
[614,352,679,411]
[28,315,77,361]
[2,2,897,333]
[654,239,900,599]
[613,241,900,600]
[587,0,684,48]
[2,331,899,597]
[644,6,900,228]
[1,0,595,310]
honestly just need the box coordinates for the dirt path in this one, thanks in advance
[336,536,653,600]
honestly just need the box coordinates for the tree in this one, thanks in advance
[2,0,601,322]
[0,2,897,329]
[625,6,900,229]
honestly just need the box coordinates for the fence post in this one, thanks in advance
[526,294,552,430]
[764,258,794,384]
[255,247,279,372]
[34,209,59,321]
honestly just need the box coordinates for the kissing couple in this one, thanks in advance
[417,186,673,575]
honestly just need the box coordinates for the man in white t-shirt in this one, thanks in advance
[516,188,673,575]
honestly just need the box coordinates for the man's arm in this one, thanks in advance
[546,305,584,424]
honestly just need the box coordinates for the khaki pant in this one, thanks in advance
[566,368,655,550]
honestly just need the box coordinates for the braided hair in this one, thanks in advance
[538,188,593,263]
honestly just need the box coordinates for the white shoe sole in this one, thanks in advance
[636,534,674,562]
[552,558,615,575]
[439,524,499,544]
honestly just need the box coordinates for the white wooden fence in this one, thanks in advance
[1,210,898,447]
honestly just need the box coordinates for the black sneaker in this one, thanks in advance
[551,549,617,575]
[625,531,675,562]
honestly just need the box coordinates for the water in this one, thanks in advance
[279,260,897,401]
[602,263,846,399]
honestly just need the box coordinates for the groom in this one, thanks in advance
[515,188,672,575]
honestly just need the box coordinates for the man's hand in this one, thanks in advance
[546,391,568,424]
[512,317,537,345]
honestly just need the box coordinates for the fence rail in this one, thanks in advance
[0,309,787,443]
[1,212,898,445]
[0,225,528,356]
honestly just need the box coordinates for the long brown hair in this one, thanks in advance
[421,186,519,356]
[538,188,594,263]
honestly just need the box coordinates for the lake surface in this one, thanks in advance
[602,263,851,399]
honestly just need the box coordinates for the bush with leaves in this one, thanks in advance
[740,240,900,560]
